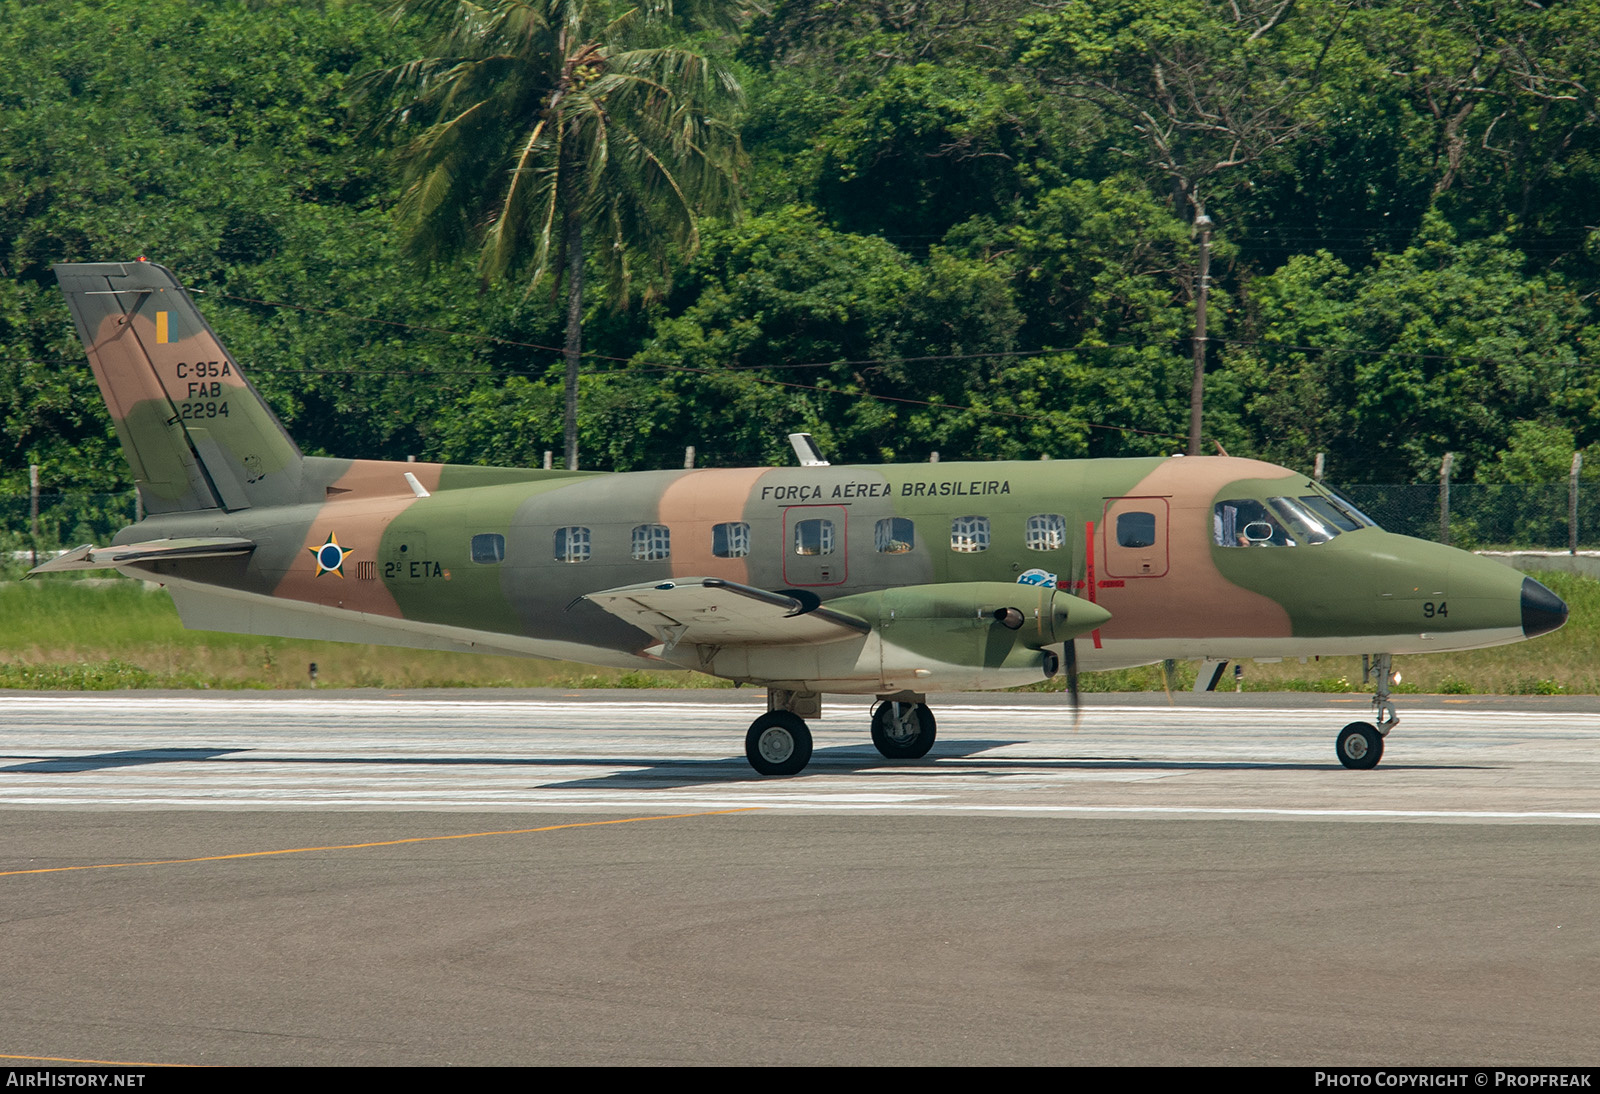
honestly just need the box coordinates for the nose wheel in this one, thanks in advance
[1337,653,1399,769]
[1336,722,1384,769]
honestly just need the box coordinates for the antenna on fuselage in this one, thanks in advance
[787,433,830,467]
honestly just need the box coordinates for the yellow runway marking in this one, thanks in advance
[0,810,758,878]
[0,1052,192,1067]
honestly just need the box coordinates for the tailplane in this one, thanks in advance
[54,260,304,514]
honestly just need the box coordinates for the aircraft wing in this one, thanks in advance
[579,578,870,649]
[28,537,257,575]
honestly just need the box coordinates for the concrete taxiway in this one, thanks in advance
[2,690,1598,1065]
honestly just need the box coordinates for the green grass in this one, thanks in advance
[0,578,728,690]
[1,571,1594,693]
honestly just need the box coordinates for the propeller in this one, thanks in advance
[1161,658,1178,705]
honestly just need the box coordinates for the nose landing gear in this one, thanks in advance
[1337,653,1399,770]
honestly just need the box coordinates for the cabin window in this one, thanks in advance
[793,518,835,556]
[950,515,990,553]
[631,524,671,561]
[470,533,506,564]
[554,526,591,563]
[1026,514,1066,551]
[875,517,914,554]
[713,521,750,558]
[1116,512,1157,549]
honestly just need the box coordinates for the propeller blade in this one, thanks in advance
[1064,639,1081,730]
[1161,658,1177,705]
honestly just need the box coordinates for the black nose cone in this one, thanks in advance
[1521,577,1569,638]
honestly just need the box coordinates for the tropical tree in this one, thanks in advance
[367,0,744,469]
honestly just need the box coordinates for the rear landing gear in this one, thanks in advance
[1336,653,1399,770]
[870,700,937,759]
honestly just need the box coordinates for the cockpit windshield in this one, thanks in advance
[1214,484,1377,547]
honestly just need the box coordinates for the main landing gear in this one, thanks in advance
[870,698,937,759]
[1336,653,1400,770]
[743,689,940,776]
[745,710,813,776]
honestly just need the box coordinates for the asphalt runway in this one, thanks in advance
[2,690,1598,1066]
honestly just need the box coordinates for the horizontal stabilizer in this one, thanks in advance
[28,537,256,575]
[579,578,870,649]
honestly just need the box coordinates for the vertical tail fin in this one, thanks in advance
[54,260,304,514]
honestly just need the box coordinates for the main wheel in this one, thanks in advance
[1336,722,1384,770]
[745,711,813,776]
[870,701,937,759]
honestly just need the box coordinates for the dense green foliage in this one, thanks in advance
[4,0,1599,495]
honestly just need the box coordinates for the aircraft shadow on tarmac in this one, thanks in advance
[1,747,248,773]
[0,741,1483,787]
[535,740,1484,788]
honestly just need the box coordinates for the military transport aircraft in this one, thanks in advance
[34,259,1569,775]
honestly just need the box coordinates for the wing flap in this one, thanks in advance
[28,537,256,575]
[579,578,869,648]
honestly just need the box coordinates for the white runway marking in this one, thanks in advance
[2,694,1598,821]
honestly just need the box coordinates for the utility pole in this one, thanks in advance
[29,464,40,569]
[1187,212,1214,456]
[1571,451,1583,555]
[1439,452,1454,546]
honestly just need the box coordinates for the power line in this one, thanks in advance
[1214,338,1589,372]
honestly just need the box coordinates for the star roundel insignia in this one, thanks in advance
[308,532,353,578]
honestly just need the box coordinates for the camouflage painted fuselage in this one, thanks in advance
[50,260,1563,698]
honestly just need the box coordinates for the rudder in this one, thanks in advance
[54,259,304,514]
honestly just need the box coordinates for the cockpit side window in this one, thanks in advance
[1296,495,1361,533]
[1315,485,1378,529]
[1266,496,1339,544]
[1216,492,1372,547]
[1215,499,1295,547]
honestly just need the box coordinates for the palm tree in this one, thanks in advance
[368,0,743,469]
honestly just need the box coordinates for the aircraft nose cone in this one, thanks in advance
[1521,577,1568,638]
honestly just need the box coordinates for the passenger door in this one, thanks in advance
[1101,497,1169,579]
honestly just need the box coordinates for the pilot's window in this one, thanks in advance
[793,518,835,556]
[554,526,591,562]
[1318,485,1378,528]
[1262,496,1343,544]
[631,524,671,561]
[712,521,750,558]
[470,533,505,564]
[875,517,914,554]
[1116,512,1157,549]
[1026,514,1066,551]
[1215,500,1293,547]
[951,515,990,553]
[1295,495,1361,534]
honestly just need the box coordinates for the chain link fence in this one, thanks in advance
[1338,484,1596,550]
